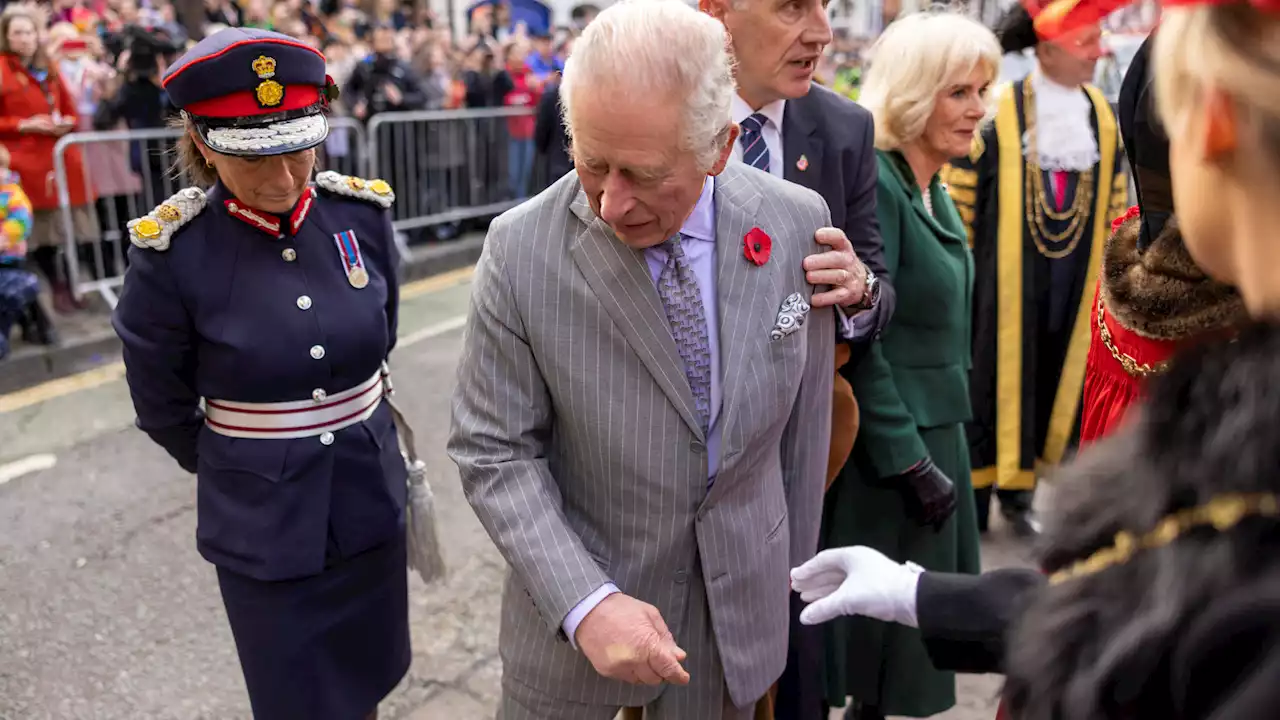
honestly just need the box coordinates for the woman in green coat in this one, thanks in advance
[818,12,1003,719]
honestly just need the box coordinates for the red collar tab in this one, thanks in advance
[225,199,282,236]
[290,187,316,235]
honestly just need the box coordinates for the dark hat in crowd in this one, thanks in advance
[162,28,338,157]
[1117,33,1171,251]
[994,3,1040,54]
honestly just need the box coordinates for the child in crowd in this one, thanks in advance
[0,144,55,360]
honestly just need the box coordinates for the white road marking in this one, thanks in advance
[0,454,57,486]
[400,315,467,348]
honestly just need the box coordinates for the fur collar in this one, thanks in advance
[1101,215,1247,340]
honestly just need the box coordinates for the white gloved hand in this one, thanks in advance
[790,546,924,627]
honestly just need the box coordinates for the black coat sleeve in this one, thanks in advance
[915,568,1045,674]
[533,84,559,155]
[844,111,895,341]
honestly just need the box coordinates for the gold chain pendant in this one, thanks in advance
[1021,79,1093,260]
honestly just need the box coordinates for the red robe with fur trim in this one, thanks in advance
[1079,213,1244,446]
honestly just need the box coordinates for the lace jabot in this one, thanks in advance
[1025,69,1100,172]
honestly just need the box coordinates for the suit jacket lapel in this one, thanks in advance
[568,190,706,440]
[712,165,769,469]
[782,94,824,196]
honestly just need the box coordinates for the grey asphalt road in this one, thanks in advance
[0,269,1026,720]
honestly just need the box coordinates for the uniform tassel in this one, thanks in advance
[383,365,446,585]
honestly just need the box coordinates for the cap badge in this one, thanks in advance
[253,55,285,108]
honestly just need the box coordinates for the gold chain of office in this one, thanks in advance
[1095,293,1171,378]
[1022,79,1094,260]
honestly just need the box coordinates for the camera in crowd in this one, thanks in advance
[107,25,184,78]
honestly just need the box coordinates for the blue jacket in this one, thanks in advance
[113,181,406,581]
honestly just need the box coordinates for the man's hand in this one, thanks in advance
[575,593,691,686]
[804,227,868,308]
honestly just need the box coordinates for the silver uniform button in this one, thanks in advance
[296,295,312,311]
[310,345,325,360]
[320,432,335,446]
[282,248,297,262]
[312,388,327,402]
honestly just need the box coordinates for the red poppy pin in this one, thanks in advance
[1111,204,1140,233]
[744,227,771,266]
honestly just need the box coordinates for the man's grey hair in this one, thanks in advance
[559,0,736,171]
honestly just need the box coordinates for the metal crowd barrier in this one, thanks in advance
[367,107,544,232]
[53,116,367,307]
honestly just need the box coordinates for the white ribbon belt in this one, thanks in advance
[205,371,384,440]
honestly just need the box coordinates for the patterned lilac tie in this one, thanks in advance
[656,233,712,432]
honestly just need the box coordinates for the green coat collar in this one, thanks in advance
[877,150,967,246]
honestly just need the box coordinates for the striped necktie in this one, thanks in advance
[739,113,771,174]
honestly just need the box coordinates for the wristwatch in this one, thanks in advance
[853,267,879,312]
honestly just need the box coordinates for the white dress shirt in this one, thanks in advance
[730,95,787,179]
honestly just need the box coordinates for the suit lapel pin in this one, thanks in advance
[796,155,809,172]
[743,227,772,266]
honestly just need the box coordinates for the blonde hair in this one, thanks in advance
[1154,5,1280,165]
[858,10,1002,151]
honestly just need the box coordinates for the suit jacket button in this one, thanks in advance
[310,345,325,360]
[674,570,688,584]
[690,441,706,454]
[296,295,313,311]
[282,248,297,262]
[320,432,335,445]
[312,388,327,402]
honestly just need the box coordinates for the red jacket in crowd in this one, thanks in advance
[0,53,93,211]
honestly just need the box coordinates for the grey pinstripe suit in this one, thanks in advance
[447,161,835,716]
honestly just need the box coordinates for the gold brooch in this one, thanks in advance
[369,179,392,196]
[155,204,181,223]
[134,218,162,240]
[253,55,284,108]
[347,177,366,191]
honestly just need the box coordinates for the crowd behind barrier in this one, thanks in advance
[51,108,542,307]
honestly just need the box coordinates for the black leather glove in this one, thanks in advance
[891,458,957,531]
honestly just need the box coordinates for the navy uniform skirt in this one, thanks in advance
[217,531,411,720]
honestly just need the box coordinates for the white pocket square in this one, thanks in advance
[770,292,811,341]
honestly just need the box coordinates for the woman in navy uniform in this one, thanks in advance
[112,28,409,720]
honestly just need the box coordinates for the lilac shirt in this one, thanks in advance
[563,177,722,647]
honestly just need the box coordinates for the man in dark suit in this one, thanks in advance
[698,1,894,718]
[701,0,893,348]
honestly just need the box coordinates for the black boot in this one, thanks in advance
[844,701,886,720]
[21,301,58,346]
[998,489,1041,538]
[0,312,12,360]
[974,486,993,533]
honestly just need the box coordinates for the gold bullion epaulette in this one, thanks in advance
[315,171,395,209]
[128,187,208,252]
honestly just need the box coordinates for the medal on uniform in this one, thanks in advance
[334,230,369,289]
